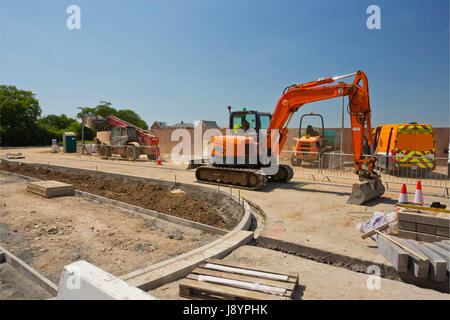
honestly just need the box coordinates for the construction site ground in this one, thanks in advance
[149,245,449,300]
[0,172,218,286]
[1,147,449,299]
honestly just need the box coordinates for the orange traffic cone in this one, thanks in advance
[413,180,424,205]
[156,151,162,165]
[398,184,408,204]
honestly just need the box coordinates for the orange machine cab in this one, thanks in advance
[211,109,271,166]
[372,123,436,173]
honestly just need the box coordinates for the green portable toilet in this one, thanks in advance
[63,132,77,153]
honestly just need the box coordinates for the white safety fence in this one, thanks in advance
[280,150,449,197]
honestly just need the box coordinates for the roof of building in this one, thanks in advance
[195,120,219,129]
[151,121,169,130]
[170,121,194,128]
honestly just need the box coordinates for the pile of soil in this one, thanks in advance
[0,162,225,229]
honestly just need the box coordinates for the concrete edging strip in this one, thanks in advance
[0,245,58,296]
[121,230,254,291]
[120,199,254,291]
[75,190,228,236]
[256,235,401,280]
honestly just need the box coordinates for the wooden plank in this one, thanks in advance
[394,238,430,278]
[361,219,397,239]
[377,235,409,272]
[191,267,296,291]
[186,274,292,298]
[405,240,447,282]
[179,278,288,300]
[205,258,298,281]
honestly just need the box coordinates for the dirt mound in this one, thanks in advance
[0,162,225,229]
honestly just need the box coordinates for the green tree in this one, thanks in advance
[0,85,43,146]
[77,101,148,130]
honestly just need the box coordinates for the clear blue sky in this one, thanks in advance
[1,0,448,128]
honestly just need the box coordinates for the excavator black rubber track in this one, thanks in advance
[195,164,294,190]
[195,166,268,190]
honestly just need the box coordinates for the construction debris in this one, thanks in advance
[5,153,25,159]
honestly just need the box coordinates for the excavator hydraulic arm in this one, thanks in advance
[266,70,384,204]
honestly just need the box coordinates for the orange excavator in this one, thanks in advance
[195,70,385,204]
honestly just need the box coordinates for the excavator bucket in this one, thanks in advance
[347,178,385,205]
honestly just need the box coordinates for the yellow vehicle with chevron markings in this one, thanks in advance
[372,123,436,175]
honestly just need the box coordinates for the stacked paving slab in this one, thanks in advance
[397,210,450,242]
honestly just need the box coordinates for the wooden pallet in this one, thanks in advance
[179,258,298,300]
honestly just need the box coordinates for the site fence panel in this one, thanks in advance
[278,150,322,179]
[280,150,449,196]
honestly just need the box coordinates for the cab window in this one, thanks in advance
[259,115,271,130]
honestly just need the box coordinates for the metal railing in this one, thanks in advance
[280,150,449,196]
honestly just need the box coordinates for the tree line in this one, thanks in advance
[0,85,149,146]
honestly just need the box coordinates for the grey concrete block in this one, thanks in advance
[433,242,450,251]
[398,229,416,240]
[415,214,438,226]
[416,223,437,235]
[395,238,430,279]
[405,240,446,282]
[398,212,416,223]
[416,232,438,243]
[398,220,416,232]
[423,244,450,272]
[377,236,409,273]
[434,217,450,228]
[436,227,450,237]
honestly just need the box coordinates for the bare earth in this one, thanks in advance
[1,147,449,299]
[149,245,450,300]
[0,174,218,285]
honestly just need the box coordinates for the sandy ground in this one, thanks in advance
[1,147,449,298]
[5,147,447,269]
[149,245,450,300]
[0,173,218,285]
[0,263,52,300]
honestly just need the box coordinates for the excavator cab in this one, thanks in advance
[230,110,271,135]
